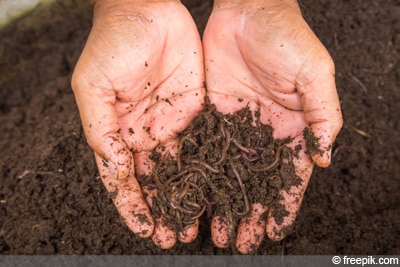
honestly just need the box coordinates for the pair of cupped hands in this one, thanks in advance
[71,0,342,254]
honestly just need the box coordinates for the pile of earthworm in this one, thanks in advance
[145,102,299,233]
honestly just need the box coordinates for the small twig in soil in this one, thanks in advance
[348,72,367,93]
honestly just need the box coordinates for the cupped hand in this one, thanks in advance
[203,0,343,253]
[71,0,205,249]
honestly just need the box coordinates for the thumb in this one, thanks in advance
[72,72,133,180]
[297,54,343,168]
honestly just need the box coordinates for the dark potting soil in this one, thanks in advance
[141,101,300,237]
[1,0,399,255]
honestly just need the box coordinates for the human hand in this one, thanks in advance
[203,0,343,253]
[71,0,205,249]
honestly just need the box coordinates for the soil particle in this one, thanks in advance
[134,213,152,226]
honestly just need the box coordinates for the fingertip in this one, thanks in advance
[303,127,334,168]
[117,202,155,238]
[152,217,177,249]
[100,167,155,238]
[178,220,199,243]
[133,215,155,238]
[211,216,229,248]
[236,204,267,254]
[265,216,294,241]
[265,191,301,241]
[311,147,332,168]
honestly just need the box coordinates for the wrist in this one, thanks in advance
[91,0,180,5]
[213,0,300,13]
[91,0,181,20]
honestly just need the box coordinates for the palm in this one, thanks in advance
[72,1,204,248]
[98,11,205,173]
[204,4,314,139]
[203,2,341,253]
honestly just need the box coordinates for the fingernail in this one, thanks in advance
[313,145,332,168]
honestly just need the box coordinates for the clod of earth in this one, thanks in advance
[139,100,302,247]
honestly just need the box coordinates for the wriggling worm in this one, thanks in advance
[229,159,250,217]
[250,146,283,172]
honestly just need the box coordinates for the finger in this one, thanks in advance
[72,71,133,180]
[140,142,197,247]
[144,187,178,249]
[178,220,199,243]
[296,50,343,168]
[211,215,229,248]
[236,203,268,254]
[96,153,154,238]
[265,137,313,240]
[151,217,177,249]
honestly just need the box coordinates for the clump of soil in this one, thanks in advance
[303,127,324,157]
[140,100,301,246]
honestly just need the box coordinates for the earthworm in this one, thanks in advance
[153,159,188,189]
[153,171,164,190]
[188,182,205,202]
[188,205,207,220]
[176,181,191,200]
[184,201,203,211]
[182,172,195,183]
[281,146,293,163]
[241,151,261,162]
[159,204,167,217]
[226,209,237,253]
[232,138,258,155]
[182,128,202,137]
[215,126,233,165]
[152,172,169,204]
[165,174,207,222]
[187,159,220,173]
[250,146,283,172]
[229,159,250,217]
[182,219,196,228]
[162,174,181,189]
[157,170,190,200]
[232,153,242,160]
[189,166,222,200]
[175,209,182,229]
[219,121,226,138]
[169,191,179,209]
[221,175,235,190]
[177,136,198,171]
[203,197,216,218]
[174,203,198,215]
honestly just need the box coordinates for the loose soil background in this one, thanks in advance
[0,0,399,255]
